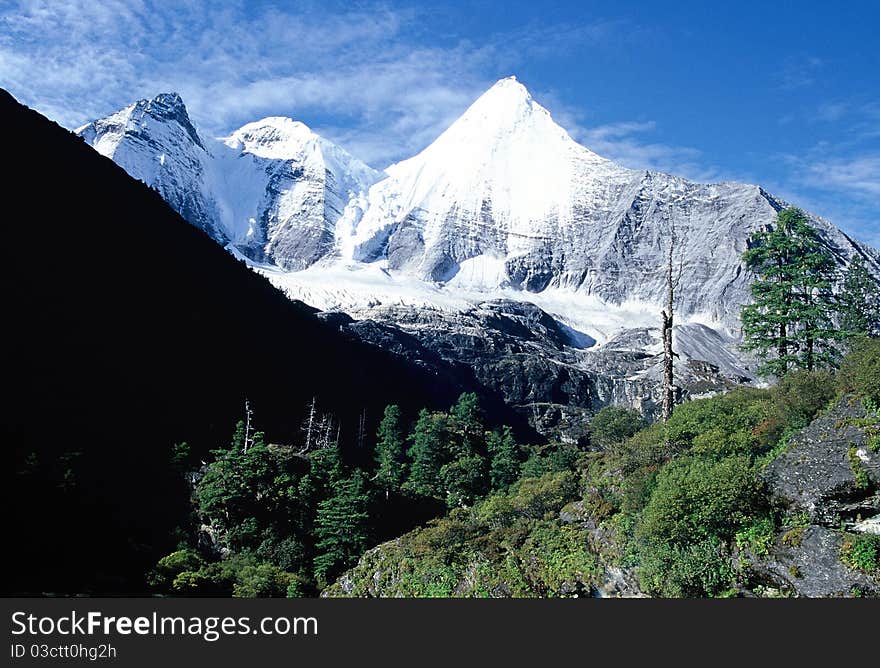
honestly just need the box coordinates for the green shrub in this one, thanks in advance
[589,406,645,449]
[148,549,204,590]
[610,424,671,474]
[847,446,870,490]
[512,523,599,596]
[638,536,735,598]
[506,471,579,519]
[868,429,880,454]
[664,388,778,457]
[637,455,762,546]
[521,443,583,478]
[772,369,837,429]
[781,527,805,548]
[232,562,301,598]
[735,516,776,558]
[838,338,880,406]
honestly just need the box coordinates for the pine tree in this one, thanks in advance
[302,440,342,505]
[449,392,484,457]
[838,255,880,339]
[404,409,445,498]
[741,207,840,376]
[312,469,371,585]
[487,426,521,490]
[374,405,407,499]
[230,420,247,451]
[440,454,486,508]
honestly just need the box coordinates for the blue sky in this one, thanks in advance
[2,0,878,246]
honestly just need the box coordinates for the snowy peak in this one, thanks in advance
[390,76,609,172]
[223,115,379,188]
[74,78,879,338]
[76,92,204,156]
[455,75,537,130]
[225,116,317,160]
[77,93,382,270]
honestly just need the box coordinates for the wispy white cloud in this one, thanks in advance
[0,0,701,172]
[801,155,880,197]
[777,53,824,90]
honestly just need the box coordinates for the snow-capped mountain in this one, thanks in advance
[338,76,877,333]
[78,78,878,337]
[76,78,880,437]
[76,94,380,270]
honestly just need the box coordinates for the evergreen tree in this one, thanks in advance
[440,454,487,508]
[169,441,191,474]
[312,469,371,585]
[374,405,407,498]
[230,420,246,451]
[405,409,445,498]
[300,440,341,507]
[440,393,491,506]
[741,207,840,375]
[487,426,521,490]
[449,392,485,457]
[838,255,880,339]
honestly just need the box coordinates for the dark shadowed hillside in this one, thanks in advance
[0,90,517,594]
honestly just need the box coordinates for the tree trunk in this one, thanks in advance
[661,309,674,422]
[661,215,680,423]
[805,323,814,371]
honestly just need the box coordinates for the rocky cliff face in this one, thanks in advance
[319,299,753,441]
[744,397,880,597]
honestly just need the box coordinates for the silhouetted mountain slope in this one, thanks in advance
[0,90,515,593]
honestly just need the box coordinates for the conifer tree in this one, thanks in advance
[230,420,246,451]
[374,405,407,499]
[487,426,521,490]
[313,470,371,585]
[449,392,484,457]
[741,207,840,375]
[838,255,880,339]
[405,409,445,499]
[440,455,486,508]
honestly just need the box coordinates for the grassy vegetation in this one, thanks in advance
[840,533,880,576]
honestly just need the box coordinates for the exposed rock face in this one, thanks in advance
[764,397,880,525]
[745,397,880,597]
[747,525,878,598]
[321,299,754,441]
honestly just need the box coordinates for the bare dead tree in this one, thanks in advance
[243,398,254,453]
[661,214,684,423]
[356,409,368,450]
[301,396,318,453]
[316,413,336,450]
[293,402,340,457]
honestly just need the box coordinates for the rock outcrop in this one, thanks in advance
[745,397,880,597]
